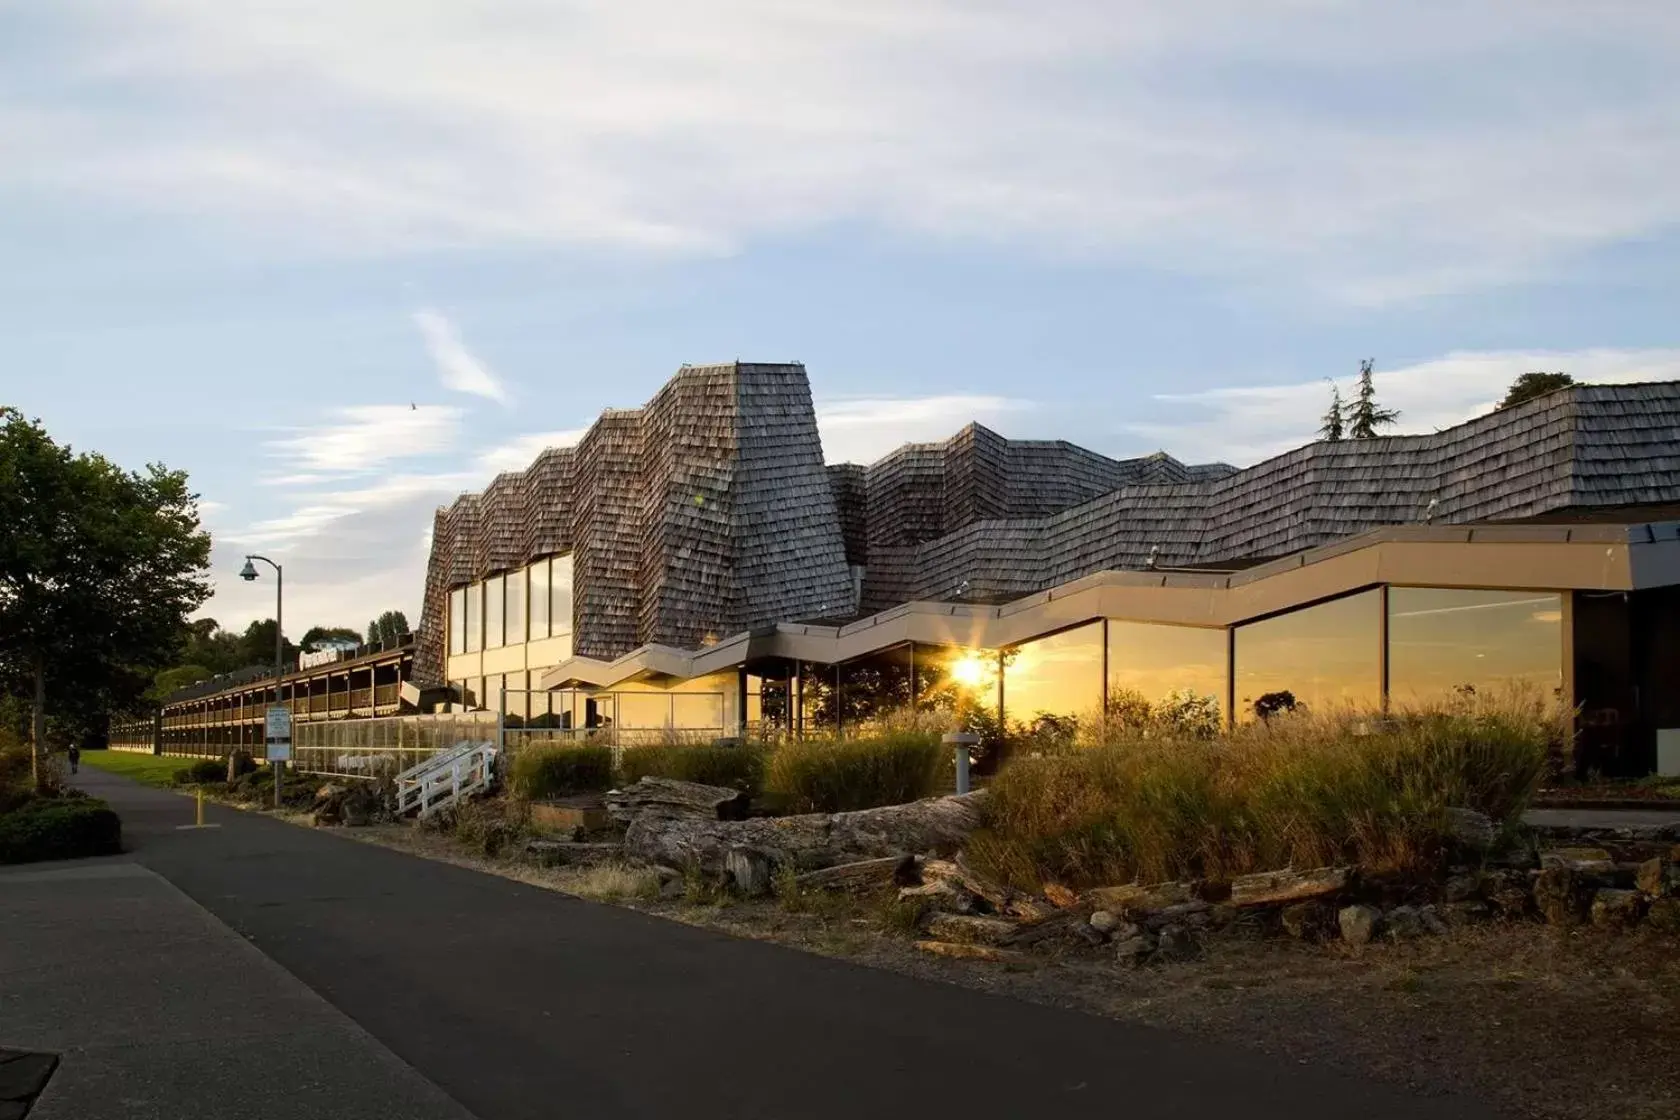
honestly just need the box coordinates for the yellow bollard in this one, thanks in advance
[176,784,221,831]
[196,787,205,827]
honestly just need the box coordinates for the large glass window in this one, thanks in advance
[551,554,575,635]
[1107,621,1227,719]
[1388,587,1564,705]
[529,559,551,639]
[449,588,467,655]
[484,576,505,649]
[1234,590,1382,719]
[838,645,914,729]
[505,569,526,646]
[1003,622,1105,733]
[464,584,482,654]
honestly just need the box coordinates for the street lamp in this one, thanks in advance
[240,555,286,808]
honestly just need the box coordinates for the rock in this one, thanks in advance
[1590,888,1644,930]
[1384,905,1426,941]
[1113,934,1154,966]
[914,940,1027,964]
[1443,874,1481,903]
[1443,807,1497,852]
[654,864,683,885]
[1155,925,1200,961]
[725,846,774,897]
[1534,867,1586,926]
[1635,857,1678,899]
[1440,900,1492,927]
[1540,847,1615,874]
[1089,909,1122,935]
[1085,881,1197,914]
[1139,900,1212,931]
[1230,867,1351,908]
[1646,898,1680,933]
[926,913,1020,946]
[1280,901,1335,941]
[1043,882,1079,909]
[1418,905,1449,936]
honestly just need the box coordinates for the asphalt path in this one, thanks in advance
[80,767,1494,1120]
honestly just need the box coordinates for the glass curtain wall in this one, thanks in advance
[484,575,505,649]
[464,585,481,653]
[1001,623,1104,736]
[529,559,551,638]
[1105,621,1227,721]
[1233,590,1382,720]
[449,589,467,655]
[505,569,526,646]
[1388,588,1563,704]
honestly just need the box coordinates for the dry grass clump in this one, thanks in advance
[618,741,769,795]
[562,862,662,902]
[766,731,950,813]
[970,688,1563,892]
[507,744,615,799]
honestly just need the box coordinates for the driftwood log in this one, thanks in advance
[604,777,750,824]
[623,790,989,875]
[794,856,917,894]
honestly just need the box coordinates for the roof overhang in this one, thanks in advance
[539,521,1680,691]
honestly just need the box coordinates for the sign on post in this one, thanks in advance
[265,705,293,763]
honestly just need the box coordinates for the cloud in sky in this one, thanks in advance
[1131,348,1680,466]
[10,2,1680,302]
[265,404,462,478]
[412,309,508,404]
[816,395,1031,464]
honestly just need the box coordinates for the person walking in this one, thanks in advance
[67,744,81,775]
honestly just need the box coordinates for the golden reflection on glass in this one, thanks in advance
[1388,587,1562,704]
[1234,590,1381,719]
[1002,623,1104,729]
[1106,621,1227,714]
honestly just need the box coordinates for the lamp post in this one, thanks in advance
[239,555,286,808]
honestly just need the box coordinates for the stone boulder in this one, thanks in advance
[1590,889,1644,930]
[1534,867,1587,926]
[1338,904,1380,946]
[1280,901,1335,941]
[1635,857,1679,899]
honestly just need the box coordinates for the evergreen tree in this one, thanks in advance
[366,610,411,647]
[1347,359,1400,438]
[1319,381,1346,442]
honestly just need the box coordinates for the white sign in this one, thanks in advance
[265,705,292,742]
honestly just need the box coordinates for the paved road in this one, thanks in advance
[80,768,1492,1120]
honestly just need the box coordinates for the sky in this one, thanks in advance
[4,1,1680,637]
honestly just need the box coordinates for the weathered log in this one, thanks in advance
[605,777,750,824]
[951,852,1058,921]
[1229,866,1352,908]
[1084,881,1197,915]
[913,940,1027,964]
[726,846,774,897]
[623,790,988,875]
[525,840,626,866]
[925,913,1020,946]
[794,855,914,894]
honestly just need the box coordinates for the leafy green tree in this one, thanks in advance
[0,408,212,784]
[366,610,412,647]
[239,619,297,671]
[1499,371,1574,410]
[1319,381,1346,442]
[1346,359,1400,438]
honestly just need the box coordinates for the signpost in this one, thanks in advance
[265,704,292,808]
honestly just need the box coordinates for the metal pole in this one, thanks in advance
[274,563,284,810]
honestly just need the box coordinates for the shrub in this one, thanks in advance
[767,732,948,813]
[968,689,1559,892]
[617,741,769,794]
[180,759,226,785]
[0,797,122,864]
[509,744,614,799]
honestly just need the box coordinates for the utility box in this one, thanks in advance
[1658,729,1680,777]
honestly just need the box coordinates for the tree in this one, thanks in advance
[1319,381,1346,442]
[1346,359,1400,438]
[239,619,297,671]
[1499,371,1574,410]
[300,626,361,651]
[0,408,212,784]
[366,610,412,647]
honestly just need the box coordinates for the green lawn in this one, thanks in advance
[79,749,190,789]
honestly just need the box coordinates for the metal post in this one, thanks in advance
[273,562,284,809]
[497,682,507,763]
[944,732,979,795]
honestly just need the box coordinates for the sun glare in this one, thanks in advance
[948,652,993,690]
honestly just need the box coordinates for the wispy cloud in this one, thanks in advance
[1130,348,1680,465]
[475,429,589,475]
[266,404,462,477]
[412,309,508,404]
[11,2,1680,302]
[816,394,1031,464]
